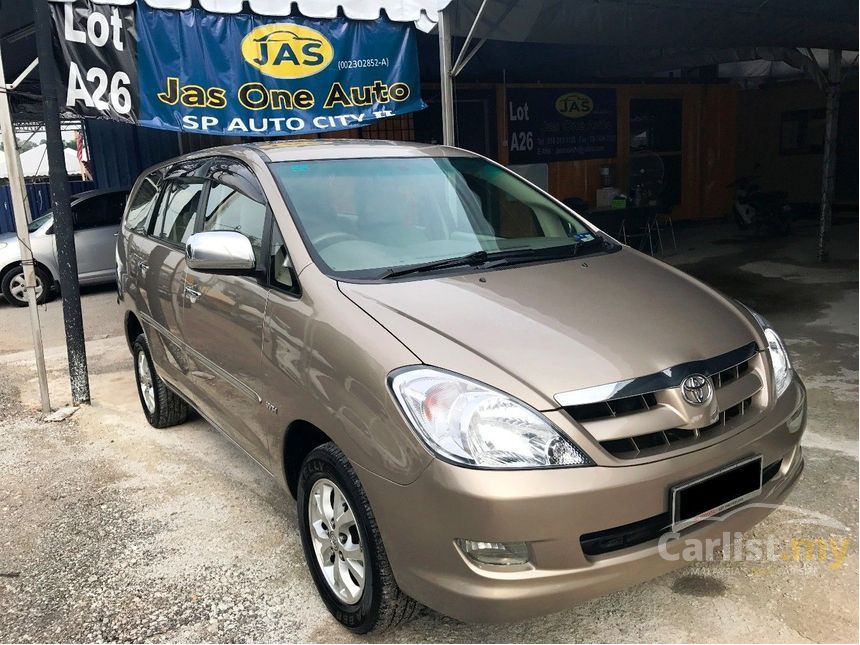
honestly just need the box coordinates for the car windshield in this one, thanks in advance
[269,156,602,280]
[27,211,53,233]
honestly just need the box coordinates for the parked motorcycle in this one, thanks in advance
[728,174,793,236]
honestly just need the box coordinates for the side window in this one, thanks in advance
[269,224,297,293]
[202,161,267,265]
[105,192,129,225]
[150,180,204,245]
[73,195,113,231]
[465,177,541,239]
[126,172,162,233]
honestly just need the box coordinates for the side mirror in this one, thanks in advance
[186,231,256,273]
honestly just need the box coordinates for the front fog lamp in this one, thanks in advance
[457,539,530,566]
[389,367,593,469]
[741,305,793,398]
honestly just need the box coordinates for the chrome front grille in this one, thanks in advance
[714,358,751,388]
[567,392,658,423]
[597,395,755,458]
[558,343,765,460]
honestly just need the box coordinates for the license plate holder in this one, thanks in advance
[671,455,763,532]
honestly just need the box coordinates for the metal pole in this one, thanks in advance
[451,0,489,76]
[0,46,52,414]
[438,8,455,146]
[817,49,842,263]
[33,0,90,403]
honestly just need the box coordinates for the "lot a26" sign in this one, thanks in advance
[51,1,139,122]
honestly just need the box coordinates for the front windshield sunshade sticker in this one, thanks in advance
[51,0,426,137]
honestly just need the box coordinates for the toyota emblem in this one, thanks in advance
[681,374,713,406]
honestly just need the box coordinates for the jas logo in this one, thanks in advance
[555,92,594,119]
[241,24,334,79]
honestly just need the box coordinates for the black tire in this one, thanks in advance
[297,442,418,634]
[1,265,53,307]
[132,333,188,428]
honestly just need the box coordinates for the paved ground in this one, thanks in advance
[0,219,857,643]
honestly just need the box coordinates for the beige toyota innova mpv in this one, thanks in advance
[117,140,806,633]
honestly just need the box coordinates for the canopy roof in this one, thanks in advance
[0,143,80,178]
[446,0,857,50]
[1,0,856,119]
[430,0,857,80]
[45,0,453,31]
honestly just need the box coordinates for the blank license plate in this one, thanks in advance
[671,456,763,531]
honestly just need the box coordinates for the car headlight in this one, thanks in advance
[389,367,593,469]
[742,305,793,398]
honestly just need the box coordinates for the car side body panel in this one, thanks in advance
[262,264,432,484]
[75,223,120,282]
[181,270,271,464]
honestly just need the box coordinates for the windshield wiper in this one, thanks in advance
[493,236,604,264]
[379,236,609,280]
[564,235,608,258]
[380,250,490,280]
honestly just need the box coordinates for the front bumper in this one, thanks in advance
[357,377,806,623]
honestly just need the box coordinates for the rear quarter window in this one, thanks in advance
[125,171,163,233]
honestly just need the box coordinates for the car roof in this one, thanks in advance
[71,187,130,203]
[135,140,482,187]
[253,139,474,162]
[172,139,477,165]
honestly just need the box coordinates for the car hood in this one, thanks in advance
[338,248,764,410]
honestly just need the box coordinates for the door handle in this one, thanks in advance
[184,283,201,303]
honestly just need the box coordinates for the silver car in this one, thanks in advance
[0,188,128,306]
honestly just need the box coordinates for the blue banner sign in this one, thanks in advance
[52,0,425,137]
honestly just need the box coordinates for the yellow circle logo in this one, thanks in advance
[555,92,594,119]
[241,23,334,79]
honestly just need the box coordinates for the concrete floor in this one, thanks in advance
[0,219,856,642]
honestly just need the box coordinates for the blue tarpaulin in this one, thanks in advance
[84,120,180,190]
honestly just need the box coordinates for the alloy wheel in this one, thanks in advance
[136,351,156,414]
[8,273,42,304]
[308,477,366,604]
